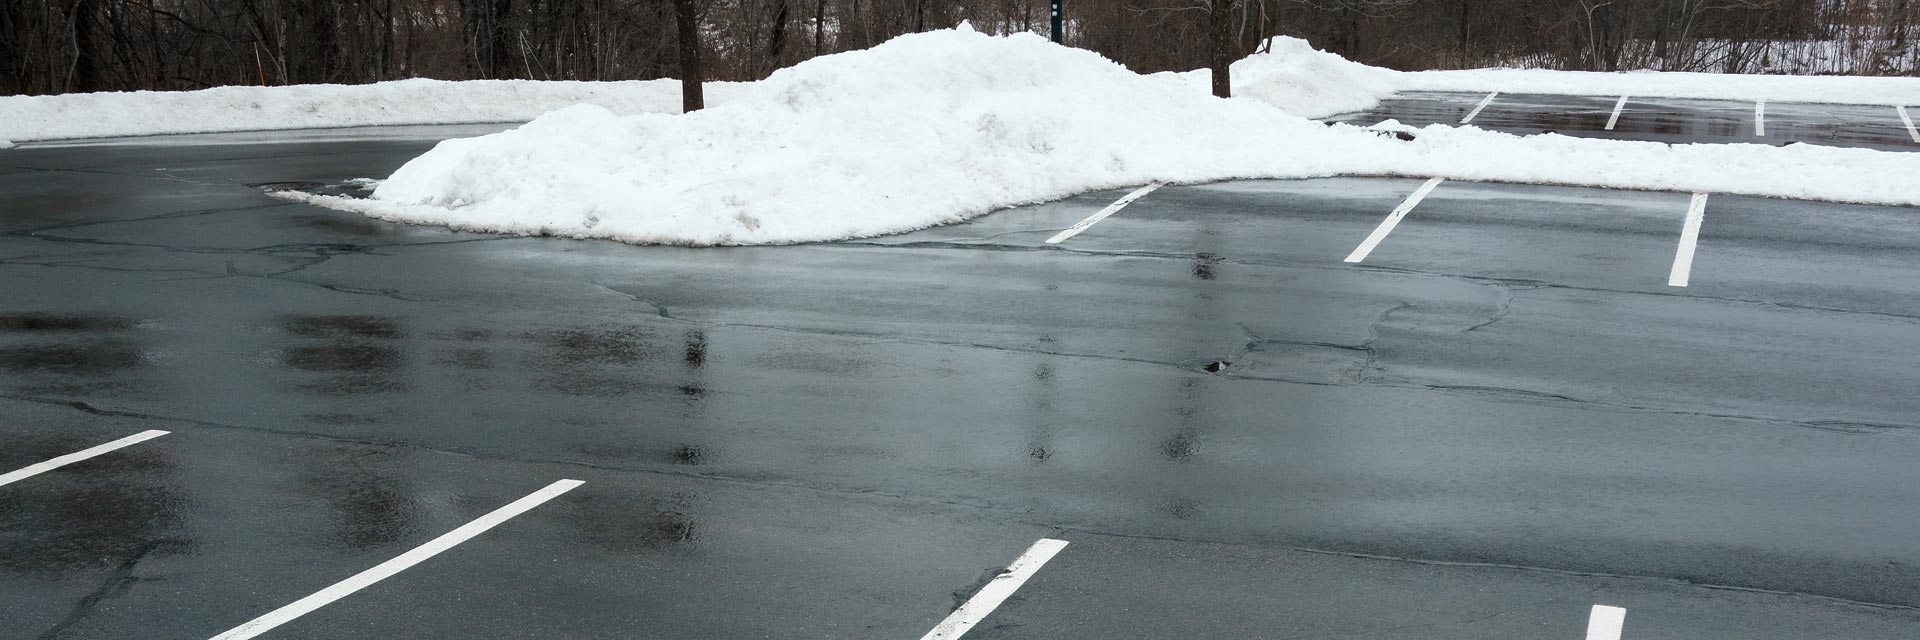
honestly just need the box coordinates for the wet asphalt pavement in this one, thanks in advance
[5,101,1920,640]
[1337,91,1920,151]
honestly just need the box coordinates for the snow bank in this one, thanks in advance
[1405,67,1920,106]
[0,78,744,143]
[0,139,13,149]
[1216,36,1920,111]
[6,31,1916,144]
[1158,37,1402,118]
[300,26,1920,247]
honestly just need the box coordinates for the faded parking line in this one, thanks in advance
[209,479,584,640]
[919,538,1069,640]
[1045,184,1161,244]
[1755,101,1767,137]
[1668,193,1709,287]
[1606,96,1629,130]
[0,430,169,488]
[1344,177,1446,264]
[1461,91,1500,124]
[1898,106,1920,143]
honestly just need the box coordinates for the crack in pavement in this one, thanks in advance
[33,539,178,640]
[1053,526,1920,615]
[584,283,1920,435]
[829,239,1920,326]
[10,392,1917,616]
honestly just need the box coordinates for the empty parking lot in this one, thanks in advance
[5,99,1920,639]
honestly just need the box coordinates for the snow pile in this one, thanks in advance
[5,31,1917,144]
[297,26,1920,246]
[0,78,744,143]
[0,139,13,149]
[1159,37,1402,118]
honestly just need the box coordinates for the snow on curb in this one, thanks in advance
[300,26,1920,247]
[0,78,745,143]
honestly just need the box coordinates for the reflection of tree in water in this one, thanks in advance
[289,446,425,551]
[0,313,148,397]
[559,491,700,554]
[524,325,670,397]
[278,315,410,396]
[0,435,189,577]
[1026,359,1058,464]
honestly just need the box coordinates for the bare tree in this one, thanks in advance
[672,0,705,111]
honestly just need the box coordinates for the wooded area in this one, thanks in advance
[2,0,1916,96]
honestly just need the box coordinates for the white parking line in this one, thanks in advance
[1606,95,1629,130]
[1044,184,1162,245]
[1344,177,1446,264]
[209,479,584,640]
[0,430,169,488]
[1586,604,1627,640]
[1461,91,1500,124]
[918,538,1069,640]
[1754,100,1767,136]
[1898,106,1920,143]
[1668,192,1709,287]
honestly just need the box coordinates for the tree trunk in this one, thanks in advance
[813,0,824,56]
[768,0,789,69]
[490,0,511,78]
[671,0,704,112]
[71,0,100,92]
[1207,0,1232,98]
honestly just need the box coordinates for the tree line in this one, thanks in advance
[3,0,1915,97]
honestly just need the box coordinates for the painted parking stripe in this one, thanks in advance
[1461,91,1500,124]
[1586,605,1627,640]
[1606,95,1629,130]
[1344,177,1446,264]
[1668,193,1709,287]
[0,430,169,488]
[1045,184,1161,244]
[1754,100,1766,136]
[918,538,1069,640]
[1898,106,1920,143]
[209,479,584,640]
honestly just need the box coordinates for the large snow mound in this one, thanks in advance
[1159,36,1402,118]
[316,26,1920,247]
[0,78,743,142]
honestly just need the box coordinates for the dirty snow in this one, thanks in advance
[288,26,1920,246]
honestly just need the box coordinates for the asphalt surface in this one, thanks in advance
[4,115,1920,640]
[1336,91,1920,151]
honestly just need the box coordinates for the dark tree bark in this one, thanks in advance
[814,0,825,56]
[672,0,705,112]
[769,0,789,65]
[71,0,101,92]
[1207,0,1233,97]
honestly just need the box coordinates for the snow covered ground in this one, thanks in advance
[5,34,1918,143]
[272,26,1920,246]
[0,78,745,143]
